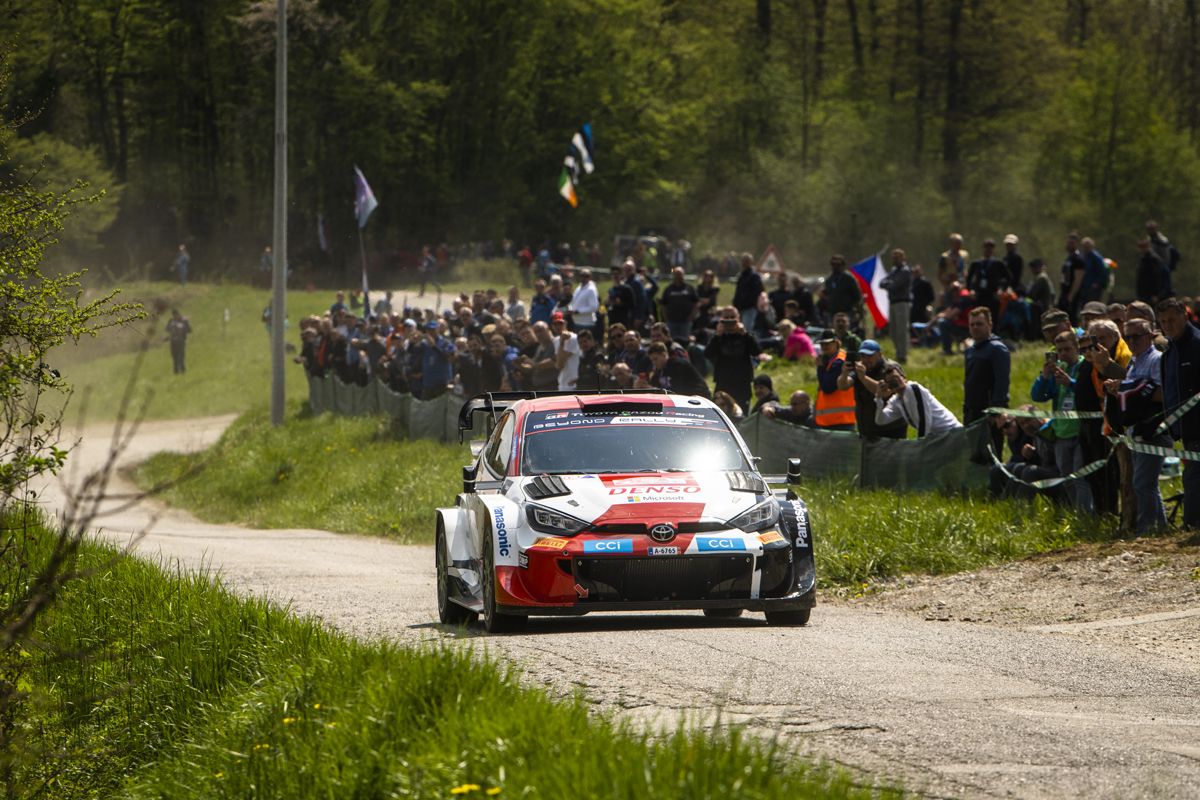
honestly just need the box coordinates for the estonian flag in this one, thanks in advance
[851,253,890,329]
[558,123,594,208]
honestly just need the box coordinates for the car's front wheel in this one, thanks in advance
[436,519,475,626]
[765,608,811,626]
[481,524,527,634]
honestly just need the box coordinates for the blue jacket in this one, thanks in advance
[963,334,1010,415]
[418,336,456,391]
[529,293,556,325]
[1031,356,1083,439]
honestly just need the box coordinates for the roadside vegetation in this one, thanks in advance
[136,405,1117,587]
[6,507,895,799]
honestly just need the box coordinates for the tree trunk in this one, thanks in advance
[812,0,828,89]
[846,0,864,70]
[1187,0,1199,142]
[941,0,966,208]
[758,0,772,42]
[913,0,926,165]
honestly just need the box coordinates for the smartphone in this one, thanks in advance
[1044,351,1057,366]
[846,351,860,364]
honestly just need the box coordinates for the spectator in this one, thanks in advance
[767,270,793,322]
[911,264,935,325]
[623,259,650,329]
[966,238,1008,320]
[1104,317,1171,533]
[1058,232,1086,319]
[733,252,764,329]
[1078,237,1109,305]
[778,319,816,362]
[705,309,761,411]
[415,320,456,399]
[695,270,720,333]
[330,290,347,316]
[610,361,635,390]
[642,342,710,397]
[1003,234,1024,291]
[1031,330,1093,513]
[528,321,560,391]
[1076,317,1129,517]
[1157,298,1200,532]
[813,333,856,432]
[506,286,526,320]
[659,266,699,342]
[762,390,815,427]
[1040,308,1074,344]
[165,309,191,374]
[1026,259,1055,324]
[822,255,862,323]
[989,408,1060,501]
[456,335,486,396]
[574,328,609,390]
[173,244,190,285]
[830,312,862,355]
[1146,219,1182,279]
[873,362,962,437]
[749,374,779,415]
[614,330,652,377]
[963,308,1011,449]
[606,265,636,329]
[879,248,913,364]
[418,245,442,297]
[789,274,816,326]
[935,281,974,354]
[567,268,600,335]
[551,312,580,390]
[937,233,968,289]
[1135,238,1171,305]
[837,340,906,440]
[529,280,555,325]
[713,390,744,421]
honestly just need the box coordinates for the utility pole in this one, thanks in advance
[270,0,288,426]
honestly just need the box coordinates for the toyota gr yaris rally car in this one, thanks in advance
[435,391,816,632]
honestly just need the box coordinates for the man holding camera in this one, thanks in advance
[1031,330,1094,513]
[814,333,857,431]
[836,339,906,439]
[873,363,962,437]
[704,308,761,411]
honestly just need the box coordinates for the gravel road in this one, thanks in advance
[35,417,1200,799]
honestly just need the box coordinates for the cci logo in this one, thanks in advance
[696,537,745,552]
[582,539,633,554]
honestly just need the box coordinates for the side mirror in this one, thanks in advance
[462,464,478,494]
[786,458,802,485]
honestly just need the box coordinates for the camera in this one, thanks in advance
[846,350,860,364]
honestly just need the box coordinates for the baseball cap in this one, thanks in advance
[424,320,440,331]
[1080,301,1108,317]
[1003,234,1019,245]
[752,374,773,389]
[858,339,882,355]
[551,311,565,322]
[1041,309,1069,329]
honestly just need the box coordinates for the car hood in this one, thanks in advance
[518,471,763,526]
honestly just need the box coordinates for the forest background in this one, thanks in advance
[2,0,1198,290]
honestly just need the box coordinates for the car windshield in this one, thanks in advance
[521,407,748,474]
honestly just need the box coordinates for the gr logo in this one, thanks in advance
[696,537,745,552]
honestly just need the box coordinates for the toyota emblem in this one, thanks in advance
[649,523,676,543]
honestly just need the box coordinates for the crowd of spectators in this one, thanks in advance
[295,222,1198,533]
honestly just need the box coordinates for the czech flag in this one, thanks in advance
[851,253,890,329]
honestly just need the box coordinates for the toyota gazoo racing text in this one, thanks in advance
[435,391,816,633]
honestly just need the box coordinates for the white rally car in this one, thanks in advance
[435,391,816,632]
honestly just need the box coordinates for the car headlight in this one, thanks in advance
[727,500,780,532]
[526,505,589,535]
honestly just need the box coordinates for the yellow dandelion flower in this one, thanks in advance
[253,743,270,751]
[450,784,481,795]
[325,721,338,729]
[282,717,298,725]
[214,772,225,779]
[312,703,322,710]
[486,788,502,796]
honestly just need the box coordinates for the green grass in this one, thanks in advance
[136,407,1118,587]
[6,507,895,799]
[135,402,467,540]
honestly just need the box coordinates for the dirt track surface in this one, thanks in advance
[36,418,1200,799]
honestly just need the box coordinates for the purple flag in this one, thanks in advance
[353,165,378,229]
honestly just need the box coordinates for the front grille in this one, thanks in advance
[587,520,727,535]
[573,556,753,602]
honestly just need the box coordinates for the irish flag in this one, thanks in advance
[851,253,890,329]
[557,168,578,208]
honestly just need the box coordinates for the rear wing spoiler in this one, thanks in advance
[457,389,671,442]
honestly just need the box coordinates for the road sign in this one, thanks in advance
[758,245,785,274]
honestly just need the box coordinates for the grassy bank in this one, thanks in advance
[136,409,1116,587]
[5,507,892,799]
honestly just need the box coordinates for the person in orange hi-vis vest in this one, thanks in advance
[814,333,857,431]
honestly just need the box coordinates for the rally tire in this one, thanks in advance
[436,520,475,626]
[765,609,811,626]
[481,524,527,634]
[703,608,744,619]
